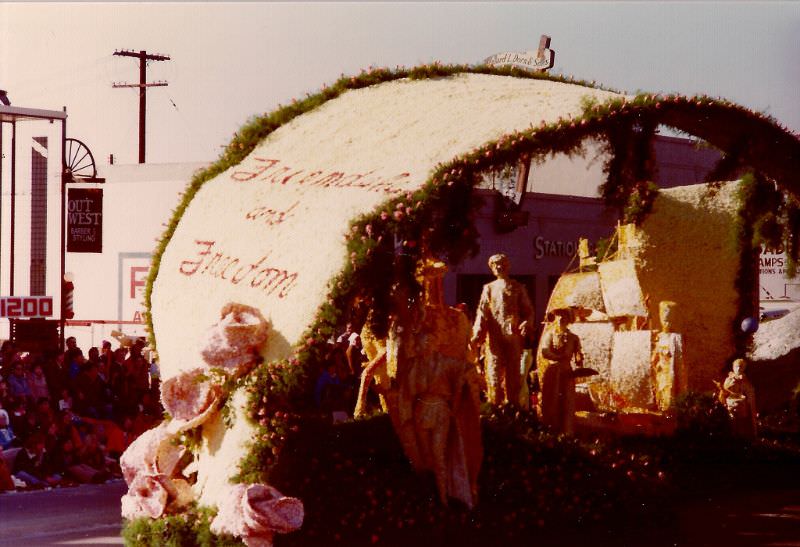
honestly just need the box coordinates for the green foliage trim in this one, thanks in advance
[123,505,242,547]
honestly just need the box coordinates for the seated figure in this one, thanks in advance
[717,358,757,438]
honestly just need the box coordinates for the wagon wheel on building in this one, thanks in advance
[63,138,97,180]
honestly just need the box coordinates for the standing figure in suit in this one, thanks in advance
[471,253,534,406]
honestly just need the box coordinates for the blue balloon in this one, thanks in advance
[740,316,759,334]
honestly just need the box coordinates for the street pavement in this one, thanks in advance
[0,480,798,546]
[0,480,126,546]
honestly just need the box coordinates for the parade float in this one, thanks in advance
[121,64,800,546]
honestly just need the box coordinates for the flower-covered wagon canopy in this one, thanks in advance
[148,65,800,380]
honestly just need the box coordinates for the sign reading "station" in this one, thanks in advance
[0,296,54,318]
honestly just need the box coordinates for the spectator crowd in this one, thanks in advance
[0,336,163,491]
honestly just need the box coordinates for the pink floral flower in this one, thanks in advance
[211,483,304,547]
[121,474,171,520]
[160,367,222,431]
[202,303,269,373]
[121,474,195,521]
[120,422,182,486]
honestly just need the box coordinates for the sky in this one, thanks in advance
[1,2,798,167]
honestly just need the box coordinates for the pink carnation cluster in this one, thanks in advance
[120,423,193,520]
[160,367,222,432]
[210,483,304,547]
[120,302,300,539]
[201,303,269,373]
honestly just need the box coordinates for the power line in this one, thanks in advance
[112,49,170,164]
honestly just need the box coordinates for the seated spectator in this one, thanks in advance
[9,399,31,442]
[0,445,16,491]
[58,388,73,412]
[54,437,105,484]
[80,415,128,459]
[57,411,84,451]
[0,340,17,377]
[14,433,61,488]
[41,352,65,400]
[28,364,50,401]
[78,432,111,483]
[0,379,10,405]
[8,360,31,402]
[0,410,16,449]
[34,397,55,433]
[73,362,111,419]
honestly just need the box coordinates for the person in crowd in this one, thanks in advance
[0,409,16,449]
[125,340,150,404]
[0,340,18,378]
[0,445,16,491]
[63,337,78,360]
[9,399,31,442]
[107,346,124,387]
[100,341,114,374]
[337,322,365,376]
[14,433,61,488]
[57,410,84,451]
[41,351,65,401]
[50,437,90,484]
[66,348,86,382]
[34,397,55,434]
[87,347,103,379]
[78,431,111,482]
[74,362,111,419]
[0,379,10,405]
[315,355,345,412]
[58,387,73,412]
[28,364,50,402]
[8,359,32,402]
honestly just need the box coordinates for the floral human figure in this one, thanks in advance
[354,259,482,508]
[538,308,583,434]
[471,253,533,406]
[651,300,687,411]
[717,358,757,438]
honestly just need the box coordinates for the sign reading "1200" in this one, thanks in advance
[0,296,54,318]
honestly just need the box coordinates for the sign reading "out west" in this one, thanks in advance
[67,188,103,253]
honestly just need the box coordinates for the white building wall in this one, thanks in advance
[0,162,206,350]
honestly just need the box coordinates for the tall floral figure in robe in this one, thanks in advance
[538,308,583,434]
[471,253,533,406]
[651,300,687,411]
[354,258,483,508]
[407,259,482,508]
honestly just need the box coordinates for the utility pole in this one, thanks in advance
[112,49,170,163]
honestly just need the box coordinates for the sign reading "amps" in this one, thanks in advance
[0,296,54,318]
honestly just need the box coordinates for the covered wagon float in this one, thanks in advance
[122,62,800,545]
